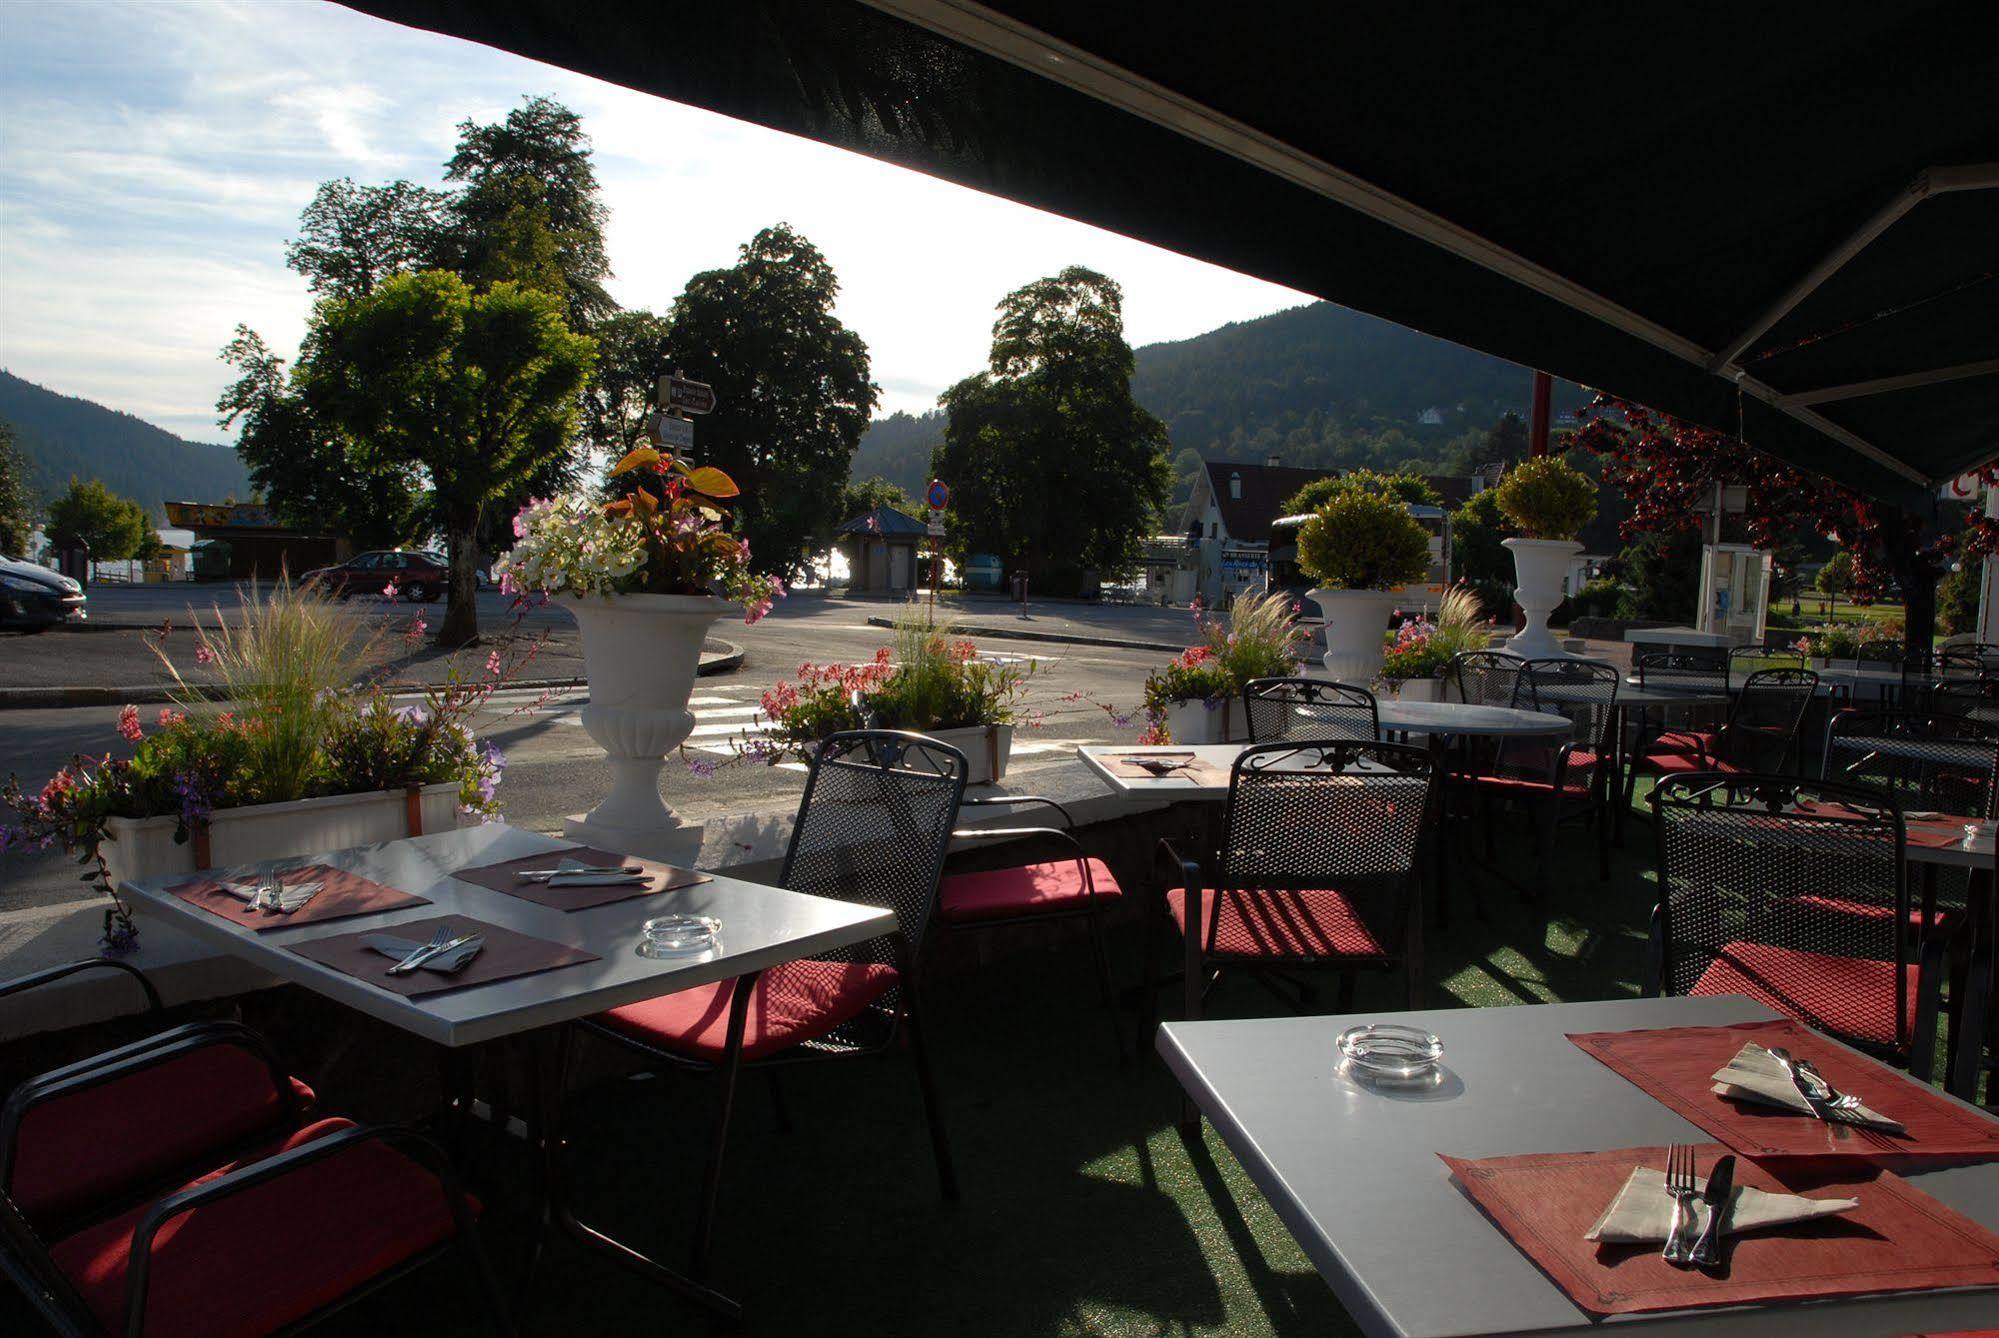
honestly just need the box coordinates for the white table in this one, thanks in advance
[117,823,895,1048]
[1159,995,1999,1338]
[1376,699,1571,740]
[1077,743,1249,799]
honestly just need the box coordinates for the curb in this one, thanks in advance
[0,640,746,710]
[863,616,1180,654]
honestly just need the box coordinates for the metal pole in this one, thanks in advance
[1529,369,1552,457]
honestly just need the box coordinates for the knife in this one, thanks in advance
[1767,1047,1833,1121]
[1690,1154,1735,1268]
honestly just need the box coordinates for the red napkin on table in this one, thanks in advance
[1570,1020,1999,1162]
[1443,1144,1999,1317]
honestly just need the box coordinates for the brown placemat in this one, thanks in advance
[1443,1144,1999,1316]
[170,864,428,932]
[287,915,599,997]
[452,845,711,911]
[1796,799,1981,850]
[1097,752,1231,786]
[1570,1020,1999,1162]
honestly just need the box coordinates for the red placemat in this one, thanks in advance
[452,845,710,911]
[170,864,427,932]
[287,915,599,997]
[1443,1144,1999,1316]
[1570,1020,1999,1161]
[1097,752,1231,787]
[1795,799,1979,850]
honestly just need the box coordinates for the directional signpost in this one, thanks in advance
[925,479,949,616]
[653,371,716,453]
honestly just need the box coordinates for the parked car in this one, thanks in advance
[0,556,86,632]
[303,550,447,602]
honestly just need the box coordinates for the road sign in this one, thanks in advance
[927,520,946,537]
[658,375,716,415]
[926,479,950,510]
[653,413,695,450]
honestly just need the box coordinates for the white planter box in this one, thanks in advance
[1165,696,1245,745]
[100,782,461,892]
[929,723,1014,785]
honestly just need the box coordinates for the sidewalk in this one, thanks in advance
[838,589,1200,652]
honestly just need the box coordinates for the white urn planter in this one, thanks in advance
[100,782,461,893]
[1309,588,1401,684]
[1502,538,1583,660]
[562,591,726,859]
[929,724,1013,785]
[1165,696,1245,745]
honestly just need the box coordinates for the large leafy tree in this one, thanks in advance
[934,267,1169,593]
[583,308,675,458]
[45,478,152,560]
[284,178,451,301]
[661,224,878,577]
[303,272,596,645]
[1282,469,1441,515]
[0,423,34,556]
[218,328,427,550]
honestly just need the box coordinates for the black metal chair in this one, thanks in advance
[1470,657,1620,882]
[1449,649,1525,707]
[1241,677,1378,742]
[1727,644,1805,693]
[1822,709,1999,820]
[1628,668,1818,788]
[1648,773,1944,1077]
[1152,740,1437,1039]
[1937,642,1999,680]
[1633,651,1728,696]
[557,730,968,1307]
[1931,675,1999,727]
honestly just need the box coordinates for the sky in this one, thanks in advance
[0,0,1312,444]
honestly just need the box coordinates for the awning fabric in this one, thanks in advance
[342,1,1998,511]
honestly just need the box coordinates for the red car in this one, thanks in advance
[304,550,447,602]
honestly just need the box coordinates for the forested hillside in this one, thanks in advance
[0,371,250,518]
[850,300,1587,511]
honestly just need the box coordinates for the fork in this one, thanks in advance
[388,925,454,975]
[253,871,284,913]
[1662,1143,1701,1265]
[1794,1058,1864,1112]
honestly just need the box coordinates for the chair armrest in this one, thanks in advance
[949,825,1085,856]
[0,959,160,1013]
[1155,837,1204,891]
[121,1124,479,1338]
[0,1022,301,1193]
[957,794,1076,829]
[1643,902,1665,997]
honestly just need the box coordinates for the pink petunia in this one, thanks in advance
[116,705,142,742]
[157,708,185,727]
[380,582,399,603]
[194,642,215,665]
[485,649,502,677]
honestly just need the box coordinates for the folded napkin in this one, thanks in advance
[1585,1164,1857,1243]
[1710,1043,1904,1131]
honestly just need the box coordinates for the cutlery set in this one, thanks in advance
[362,927,487,976]
[516,861,649,887]
[1661,1144,1735,1269]
[220,872,324,915]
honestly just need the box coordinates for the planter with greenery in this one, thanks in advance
[1297,491,1433,683]
[1494,455,1598,659]
[750,609,1031,783]
[1377,586,1491,700]
[1139,593,1302,743]
[0,581,506,950]
[499,444,784,852]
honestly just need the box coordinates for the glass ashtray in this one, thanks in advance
[1337,1024,1444,1080]
[636,914,720,958]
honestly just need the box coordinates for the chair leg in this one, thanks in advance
[766,1069,794,1134]
[689,972,757,1279]
[1082,904,1127,1063]
[903,984,960,1203]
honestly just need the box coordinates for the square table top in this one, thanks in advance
[118,823,895,1048]
[1158,994,1999,1338]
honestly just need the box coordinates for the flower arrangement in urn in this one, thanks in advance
[1492,455,1598,659]
[1141,592,1304,743]
[1377,585,1492,699]
[1296,490,1433,683]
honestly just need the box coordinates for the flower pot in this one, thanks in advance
[100,782,461,893]
[929,724,1013,785]
[1164,696,1244,744]
[561,592,727,856]
[1503,538,1583,660]
[1308,588,1401,684]
[1384,676,1442,702]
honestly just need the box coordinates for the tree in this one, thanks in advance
[0,423,34,556]
[935,267,1170,593]
[1816,550,1854,599]
[582,309,675,458]
[443,96,613,330]
[661,225,878,577]
[217,327,428,550]
[284,178,451,301]
[303,272,596,645]
[1449,487,1517,583]
[1282,468,1440,516]
[45,478,151,560]
[839,475,919,521]
[1939,554,1981,636]
[1618,528,1702,621]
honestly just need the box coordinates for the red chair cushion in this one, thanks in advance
[938,857,1122,924]
[1691,941,1919,1049]
[52,1118,461,1338]
[1650,730,1718,756]
[1635,751,1743,775]
[1166,886,1387,960]
[1793,893,1948,931]
[9,1042,313,1226]
[597,959,900,1061]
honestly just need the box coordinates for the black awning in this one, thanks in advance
[341,1,1998,510]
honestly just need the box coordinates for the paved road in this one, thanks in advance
[0,593,1163,912]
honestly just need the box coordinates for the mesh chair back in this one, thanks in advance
[1211,741,1435,952]
[1241,677,1378,743]
[1651,773,1911,1055]
[1500,659,1619,791]
[1635,652,1727,695]
[1931,676,1999,726]
[1728,645,1805,692]
[780,730,968,969]
[1719,668,1817,770]
[1823,709,1999,818]
[1937,643,1999,679]
[1450,650,1524,707]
